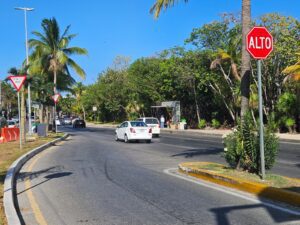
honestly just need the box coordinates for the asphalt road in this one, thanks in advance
[16,126,300,225]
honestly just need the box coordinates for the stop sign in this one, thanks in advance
[246,26,273,59]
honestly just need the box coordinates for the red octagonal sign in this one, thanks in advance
[246,26,273,59]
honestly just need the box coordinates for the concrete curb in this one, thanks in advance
[179,162,300,207]
[3,133,69,225]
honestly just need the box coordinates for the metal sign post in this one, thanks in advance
[17,92,22,149]
[257,60,265,180]
[246,26,273,180]
[8,75,26,150]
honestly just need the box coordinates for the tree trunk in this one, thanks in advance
[240,0,251,119]
[82,105,86,121]
[193,80,201,124]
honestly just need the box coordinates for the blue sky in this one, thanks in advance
[0,0,299,85]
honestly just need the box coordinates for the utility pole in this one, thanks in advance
[15,7,34,135]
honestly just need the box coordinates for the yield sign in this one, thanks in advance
[52,93,61,103]
[8,75,26,92]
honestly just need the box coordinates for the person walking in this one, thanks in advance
[160,115,165,128]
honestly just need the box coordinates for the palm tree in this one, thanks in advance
[150,0,252,119]
[240,0,251,118]
[29,18,88,95]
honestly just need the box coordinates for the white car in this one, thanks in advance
[115,121,152,143]
[137,117,160,137]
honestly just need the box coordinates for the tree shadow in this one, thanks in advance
[210,203,300,225]
[171,147,223,158]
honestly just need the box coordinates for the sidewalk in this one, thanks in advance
[161,127,300,141]
[87,122,300,141]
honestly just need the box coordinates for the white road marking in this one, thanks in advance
[164,168,300,218]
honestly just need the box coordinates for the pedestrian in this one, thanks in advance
[160,115,165,128]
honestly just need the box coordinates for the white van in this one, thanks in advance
[137,117,160,137]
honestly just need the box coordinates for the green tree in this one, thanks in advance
[150,0,252,120]
[29,18,88,95]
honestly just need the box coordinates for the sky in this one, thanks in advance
[0,0,299,85]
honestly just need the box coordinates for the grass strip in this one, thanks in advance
[0,132,64,225]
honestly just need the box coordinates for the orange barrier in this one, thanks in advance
[1,128,20,143]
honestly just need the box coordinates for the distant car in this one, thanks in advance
[137,117,160,137]
[7,120,17,128]
[63,117,72,125]
[115,121,152,143]
[73,119,86,128]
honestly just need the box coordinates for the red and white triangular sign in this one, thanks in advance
[8,75,26,92]
[52,93,61,103]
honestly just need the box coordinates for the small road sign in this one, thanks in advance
[246,26,273,59]
[52,93,61,104]
[8,75,26,92]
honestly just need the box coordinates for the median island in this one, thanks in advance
[179,162,300,207]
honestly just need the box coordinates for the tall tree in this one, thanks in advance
[29,18,88,94]
[150,0,251,119]
[240,0,251,118]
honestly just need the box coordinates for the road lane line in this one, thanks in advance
[164,168,300,217]
[24,152,48,225]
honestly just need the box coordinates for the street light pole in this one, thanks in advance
[15,7,34,135]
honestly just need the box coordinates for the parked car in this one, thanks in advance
[137,117,160,137]
[7,120,17,128]
[73,119,86,128]
[115,121,152,143]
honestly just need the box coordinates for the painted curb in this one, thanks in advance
[179,162,300,207]
[3,133,69,225]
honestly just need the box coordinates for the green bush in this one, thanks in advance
[285,118,295,133]
[211,119,221,129]
[198,119,206,129]
[224,113,279,174]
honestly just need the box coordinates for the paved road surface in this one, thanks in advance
[16,126,300,225]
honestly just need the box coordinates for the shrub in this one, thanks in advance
[211,119,221,129]
[198,119,206,129]
[224,113,279,174]
[285,118,295,133]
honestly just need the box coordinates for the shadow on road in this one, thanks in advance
[171,147,223,158]
[210,203,300,225]
[17,166,72,195]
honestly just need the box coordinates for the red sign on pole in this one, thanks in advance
[246,27,273,59]
[8,75,26,92]
[52,93,61,104]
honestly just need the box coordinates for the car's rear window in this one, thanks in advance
[145,118,159,124]
[8,121,15,125]
[130,121,147,127]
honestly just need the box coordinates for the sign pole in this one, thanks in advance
[17,92,22,149]
[257,59,265,180]
[55,102,57,133]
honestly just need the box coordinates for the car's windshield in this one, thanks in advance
[8,121,15,125]
[130,121,147,127]
[145,118,159,124]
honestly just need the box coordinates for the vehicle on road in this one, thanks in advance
[63,117,72,125]
[137,117,160,137]
[115,121,152,143]
[7,120,17,128]
[73,119,86,128]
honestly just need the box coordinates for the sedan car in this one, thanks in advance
[73,119,86,128]
[137,117,160,137]
[115,121,152,143]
